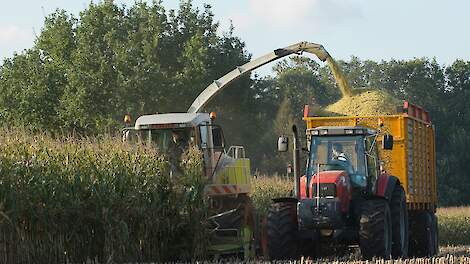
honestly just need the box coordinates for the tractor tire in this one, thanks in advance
[267,202,298,260]
[408,211,438,257]
[390,184,409,258]
[359,199,392,260]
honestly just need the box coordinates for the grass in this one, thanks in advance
[437,207,470,245]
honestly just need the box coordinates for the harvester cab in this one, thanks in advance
[122,112,254,257]
[122,113,250,190]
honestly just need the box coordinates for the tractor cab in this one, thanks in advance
[305,126,391,195]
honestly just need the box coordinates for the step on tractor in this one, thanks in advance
[269,103,438,260]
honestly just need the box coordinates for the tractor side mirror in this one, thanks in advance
[382,134,393,150]
[278,135,289,152]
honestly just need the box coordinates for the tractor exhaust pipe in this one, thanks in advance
[292,125,301,199]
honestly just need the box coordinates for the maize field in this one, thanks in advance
[0,129,208,263]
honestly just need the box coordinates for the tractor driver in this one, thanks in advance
[331,143,354,175]
[332,143,367,187]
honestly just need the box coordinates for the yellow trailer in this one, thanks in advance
[261,101,439,259]
[303,101,437,210]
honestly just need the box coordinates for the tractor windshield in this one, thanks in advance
[307,136,367,187]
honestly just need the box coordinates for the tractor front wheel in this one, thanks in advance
[359,199,392,260]
[267,202,298,260]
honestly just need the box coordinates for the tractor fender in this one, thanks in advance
[376,174,400,201]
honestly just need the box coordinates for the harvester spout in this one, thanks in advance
[187,41,339,113]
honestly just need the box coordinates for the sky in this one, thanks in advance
[1,0,469,74]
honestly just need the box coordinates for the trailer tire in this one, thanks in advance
[267,202,298,260]
[432,214,439,255]
[408,211,438,257]
[359,199,392,260]
[390,184,409,258]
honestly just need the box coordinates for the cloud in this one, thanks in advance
[229,0,363,32]
[0,25,35,60]
[0,25,32,44]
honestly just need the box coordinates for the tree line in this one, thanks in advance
[1,1,469,206]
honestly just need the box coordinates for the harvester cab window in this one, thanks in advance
[307,136,366,187]
[211,126,225,150]
[141,129,172,153]
[122,129,139,143]
[136,129,191,155]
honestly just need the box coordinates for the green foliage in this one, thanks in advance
[0,128,207,263]
[0,1,249,135]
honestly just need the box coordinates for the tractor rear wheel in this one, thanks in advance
[359,199,392,260]
[390,184,409,258]
[408,211,438,257]
[267,202,298,260]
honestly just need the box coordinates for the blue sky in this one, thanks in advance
[1,0,469,73]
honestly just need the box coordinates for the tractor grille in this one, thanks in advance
[311,183,336,197]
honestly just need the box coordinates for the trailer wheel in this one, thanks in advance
[432,214,439,255]
[359,199,392,260]
[390,185,409,258]
[408,211,438,257]
[267,202,298,260]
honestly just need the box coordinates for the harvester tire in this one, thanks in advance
[408,211,438,257]
[359,199,392,260]
[267,202,298,260]
[215,195,254,229]
[390,184,409,258]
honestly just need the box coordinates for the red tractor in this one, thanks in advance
[267,108,438,260]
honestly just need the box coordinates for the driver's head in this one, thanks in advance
[172,130,182,142]
[332,143,343,155]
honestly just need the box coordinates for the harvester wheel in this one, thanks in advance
[215,195,254,229]
[359,199,392,260]
[210,195,255,258]
[267,202,298,260]
[408,211,438,257]
[390,184,409,258]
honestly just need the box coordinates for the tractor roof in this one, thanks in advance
[309,126,377,136]
[134,113,210,130]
